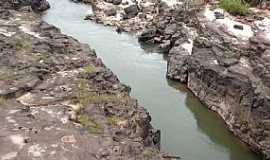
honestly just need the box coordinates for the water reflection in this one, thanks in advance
[167,80,260,160]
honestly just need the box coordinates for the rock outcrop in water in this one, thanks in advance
[0,1,170,159]
[81,0,270,158]
[167,26,270,158]
[31,0,51,12]
[82,0,161,32]
[141,3,270,159]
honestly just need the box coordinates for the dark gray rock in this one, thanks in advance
[167,46,190,82]
[164,24,178,35]
[214,11,224,19]
[123,5,139,19]
[233,24,244,30]
[112,0,122,5]
[167,32,270,158]
[138,28,157,42]
[31,0,50,12]
[105,0,122,5]
[104,6,117,16]
[159,40,171,52]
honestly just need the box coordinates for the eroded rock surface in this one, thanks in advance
[165,4,270,159]
[0,1,168,160]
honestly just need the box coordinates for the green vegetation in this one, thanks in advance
[220,0,249,16]
[78,78,90,106]
[82,65,96,73]
[107,116,120,125]
[33,53,49,61]
[0,73,18,81]
[15,37,32,51]
[79,92,120,106]
[90,48,97,55]
[78,114,102,134]
[78,79,120,106]
[0,96,6,105]
[143,147,157,160]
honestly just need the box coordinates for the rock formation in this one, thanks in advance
[0,1,169,159]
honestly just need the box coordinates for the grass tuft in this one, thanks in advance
[143,147,157,160]
[78,79,120,106]
[82,65,96,73]
[220,0,249,16]
[107,116,120,125]
[78,114,102,134]
[15,38,32,51]
[0,96,6,105]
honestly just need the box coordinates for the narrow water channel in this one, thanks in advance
[42,1,260,159]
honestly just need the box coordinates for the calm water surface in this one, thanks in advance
[42,1,260,159]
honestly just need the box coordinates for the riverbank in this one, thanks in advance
[0,1,171,159]
[81,0,270,158]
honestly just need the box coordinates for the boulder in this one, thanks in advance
[138,13,147,19]
[138,28,157,42]
[167,46,190,82]
[31,0,50,12]
[164,23,178,35]
[105,0,122,5]
[104,5,117,16]
[112,0,122,5]
[159,40,171,52]
[123,5,139,19]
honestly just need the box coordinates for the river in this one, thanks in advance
[42,0,260,159]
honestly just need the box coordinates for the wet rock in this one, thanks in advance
[138,28,157,42]
[31,0,50,12]
[116,26,124,33]
[84,14,102,23]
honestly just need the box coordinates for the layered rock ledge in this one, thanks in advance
[0,1,169,160]
[165,6,270,159]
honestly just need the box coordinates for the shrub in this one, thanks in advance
[220,0,249,16]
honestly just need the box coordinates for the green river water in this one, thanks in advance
[42,1,260,159]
